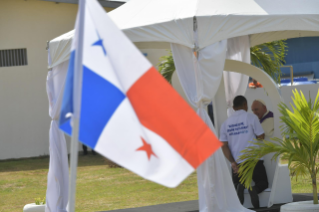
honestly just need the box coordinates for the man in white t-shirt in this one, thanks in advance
[220,95,268,209]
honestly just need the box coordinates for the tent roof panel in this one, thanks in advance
[49,0,319,68]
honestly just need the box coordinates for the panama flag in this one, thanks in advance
[59,0,221,187]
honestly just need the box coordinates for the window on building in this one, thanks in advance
[0,48,28,67]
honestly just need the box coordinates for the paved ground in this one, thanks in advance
[101,193,315,212]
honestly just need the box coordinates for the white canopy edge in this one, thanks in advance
[250,30,319,47]
[49,30,74,69]
[134,30,319,49]
[49,29,319,69]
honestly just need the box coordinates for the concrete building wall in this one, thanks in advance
[0,0,113,160]
[139,49,169,69]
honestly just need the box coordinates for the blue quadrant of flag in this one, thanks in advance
[80,65,125,148]
[59,50,126,149]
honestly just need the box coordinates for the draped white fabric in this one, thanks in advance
[170,42,227,110]
[171,42,252,212]
[45,60,69,212]
[224,36,251,117]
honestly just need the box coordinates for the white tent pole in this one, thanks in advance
[68,0,85,211]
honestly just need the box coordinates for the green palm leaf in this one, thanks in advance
[158,51,175,84]
[250,40,287,83]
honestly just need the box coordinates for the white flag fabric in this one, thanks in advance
[59,0,221,188]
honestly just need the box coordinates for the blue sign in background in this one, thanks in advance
[280,37,319,79]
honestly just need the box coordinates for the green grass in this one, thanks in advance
[0,154,198,212]
[291,175,315,193]
[0,155,317,212]
[280,158,317,194]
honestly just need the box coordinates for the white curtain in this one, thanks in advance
[45,59,69,212]
[224,36,251,117]
[171,39,252,212]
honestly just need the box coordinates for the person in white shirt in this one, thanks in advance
[251,99,274,138]
[220,95,268,209]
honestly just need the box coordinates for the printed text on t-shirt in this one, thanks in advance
[227,122,249,136]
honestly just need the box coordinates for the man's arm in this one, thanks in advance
[252,114,265,140]
[221,142,238,173]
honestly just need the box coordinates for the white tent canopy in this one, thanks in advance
[49,0,319,68]
[46,1,319,212]
[110,0,319,48]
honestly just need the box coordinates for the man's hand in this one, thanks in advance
[256,133,265,140]
[231,162,239,174]
[222,142,239,173]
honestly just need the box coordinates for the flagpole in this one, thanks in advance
[68,0,85,211]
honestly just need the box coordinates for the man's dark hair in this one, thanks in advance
[233,95,247,108]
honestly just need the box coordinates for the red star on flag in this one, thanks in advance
[136,137,157,160]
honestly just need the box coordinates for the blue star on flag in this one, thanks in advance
[92,31,107,56]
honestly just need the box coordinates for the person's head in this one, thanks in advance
[233,96,248,111]
[252,79,258,84]
[251,99,267,120]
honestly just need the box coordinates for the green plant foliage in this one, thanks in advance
[238,89,319,204]
[250,40,287,83]
[158,40,287,84]
[158,50,175,84]
[35,196,46,205]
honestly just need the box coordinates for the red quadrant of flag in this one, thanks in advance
[127,67,222,168]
